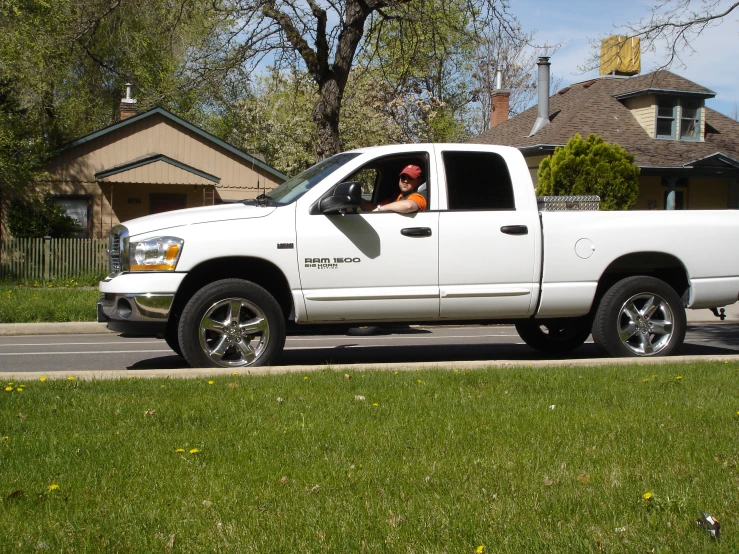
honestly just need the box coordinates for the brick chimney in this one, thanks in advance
[119,83,137,121]
[489,69,510,129]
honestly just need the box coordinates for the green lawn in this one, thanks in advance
[2,361,738,552]
[0,284,99,323]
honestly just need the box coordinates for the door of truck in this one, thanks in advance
[295,150,440,322]
[436,146,540,318]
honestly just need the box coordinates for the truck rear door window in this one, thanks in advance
[442,151,515,210]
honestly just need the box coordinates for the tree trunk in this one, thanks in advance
[313,78,342,159]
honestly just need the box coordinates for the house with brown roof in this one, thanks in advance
[38,90,285,239]
[471,58,739,210]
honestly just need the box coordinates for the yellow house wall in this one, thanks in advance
[633,176,730,210]
[624,94,655,136]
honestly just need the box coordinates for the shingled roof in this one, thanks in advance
[470,70,739,169]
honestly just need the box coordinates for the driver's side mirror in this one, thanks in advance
[318,181,362,214]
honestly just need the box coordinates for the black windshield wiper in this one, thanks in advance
[242,193,273,207]
[255,193,273,207]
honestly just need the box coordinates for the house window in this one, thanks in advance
[680,100,701,141]
[655,97,702,141]
[656,98,676,138]
[52,195,92,238]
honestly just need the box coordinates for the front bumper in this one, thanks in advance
[98,293,174,335]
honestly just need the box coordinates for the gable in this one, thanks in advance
[96,154,220,185]
[47,109,285,191]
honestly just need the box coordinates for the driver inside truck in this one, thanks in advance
[361,164,427,213]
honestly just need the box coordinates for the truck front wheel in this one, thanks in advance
[514,319,591,354]
[592,276,686,357]
[178,279,286,368]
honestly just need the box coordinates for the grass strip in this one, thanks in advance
[2,361,738,553]
[0,286,99,323]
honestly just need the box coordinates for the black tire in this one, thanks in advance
[592,276,686,357]
[164,317,183,357]
[515,319,591,354]
[178,279,286,368]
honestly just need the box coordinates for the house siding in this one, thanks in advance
[46,114,282,199]
[35,112,285,238]
[624,94,655,137]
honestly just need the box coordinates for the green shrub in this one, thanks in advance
[536,133,640,210]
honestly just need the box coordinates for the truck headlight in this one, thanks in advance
[129,237,184,271]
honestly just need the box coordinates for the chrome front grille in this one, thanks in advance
[108,225,129,275]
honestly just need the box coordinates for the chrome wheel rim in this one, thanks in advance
[617,292,674,356]
[198,297,270,367]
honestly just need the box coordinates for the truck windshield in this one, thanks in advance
[256,153,360,206]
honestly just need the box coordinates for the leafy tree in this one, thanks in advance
[233,67,404,176]
[219,0,524,159]
[536,134,640,211]
[6,194,83,238]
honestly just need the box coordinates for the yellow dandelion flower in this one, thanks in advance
[49,484,60,491]
[372,403,379,407]
[642,379,649,383]
[2,436,8,440]
[736,411,739,416]
[454,369,459,373]
[304,376,309,380]
[643,492,653,500]
[67,376,75,381]
[725,361,729,364]
[417,379,423,384]
[161,385,166,389]
[208,381,214,385]
[232,372,238,376]
[16,388,22,392]
[675,375,683,381]
[4,386,12,392]
[189,448,200,454]
[651,374,657,379]
[477,546,485,553]
[130,376,136,379]
[394,372,398,375]
[175,448,185,453]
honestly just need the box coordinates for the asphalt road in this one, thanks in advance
[1,323,738,373]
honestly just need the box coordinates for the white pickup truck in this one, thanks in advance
[98,143,739,367]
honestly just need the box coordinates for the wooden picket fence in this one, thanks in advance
[0,237,108,281]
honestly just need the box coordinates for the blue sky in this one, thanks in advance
[512,0,738,117]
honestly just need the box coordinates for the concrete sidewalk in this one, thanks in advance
[0,303,736,336]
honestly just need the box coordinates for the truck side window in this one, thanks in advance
[442,151,515,210]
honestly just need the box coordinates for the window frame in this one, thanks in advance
[441,150,516,212]
[678,99,701,142]
[655,97,677,139]
[51,194,93,238]
[654,96,703,142]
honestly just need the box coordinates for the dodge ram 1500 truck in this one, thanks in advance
[98,143,739,367]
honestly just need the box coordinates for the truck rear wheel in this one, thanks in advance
[592,276,686,357]
[515,319,591,354]
[178,279,286,368]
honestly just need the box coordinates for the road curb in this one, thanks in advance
[2,354,738,381]
[0,322,114,336]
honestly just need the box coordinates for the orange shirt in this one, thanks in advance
[380,192,427,211]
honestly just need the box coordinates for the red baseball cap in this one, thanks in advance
[399,164,422,179]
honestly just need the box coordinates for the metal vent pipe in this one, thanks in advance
[529,57,551,136]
